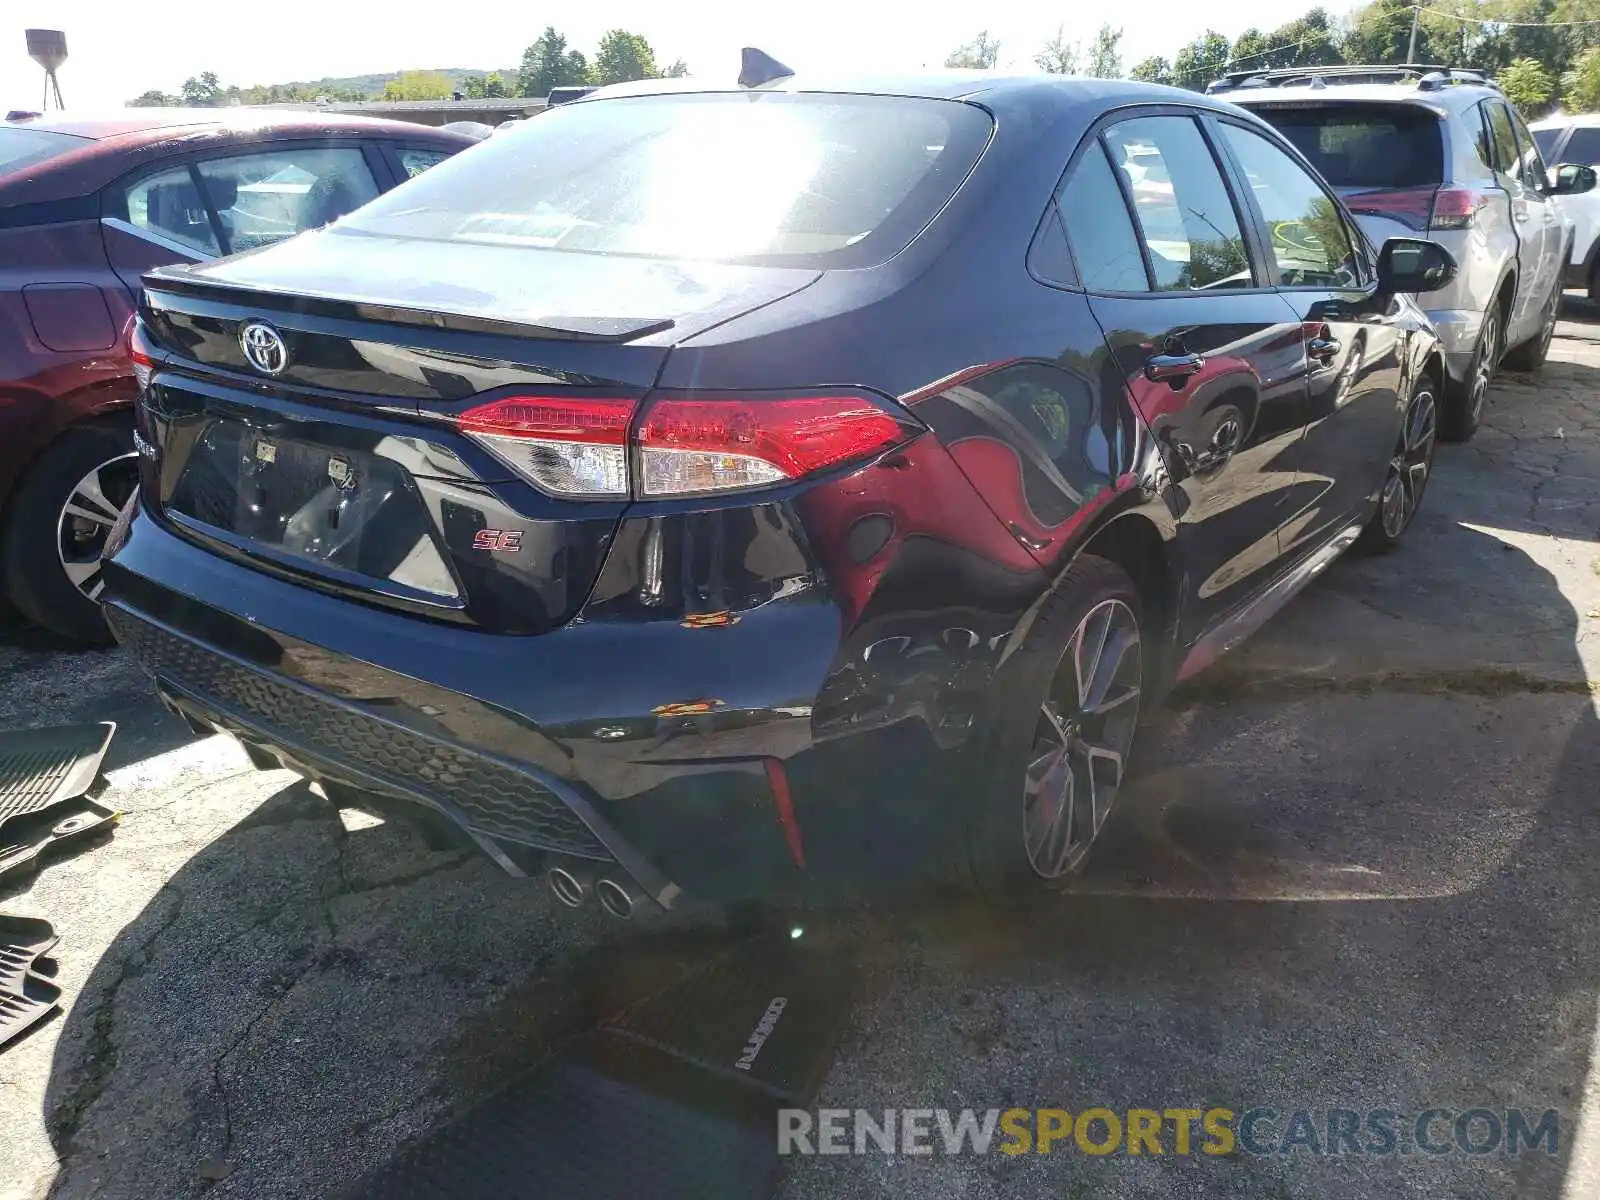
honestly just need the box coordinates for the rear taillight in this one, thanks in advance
[454,392,920,500]
[1343,187,1435,232]
[1427,186,1486,231]
[126,316,155,390]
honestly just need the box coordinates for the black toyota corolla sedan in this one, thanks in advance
[104,63,1455,915]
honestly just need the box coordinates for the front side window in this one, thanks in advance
[197,147,379,253]
[1101,116,1252,292]
[121,165,220,255]
[1221,123,1359,288]
[337,92,994,269]
[1562,127,1600,164]
[1058,141,1149,292]
[1532,126,1564,162]
[1509,110,1550,192]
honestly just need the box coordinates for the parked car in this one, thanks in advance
[0,109,474,642]
[1215,64,1594,442]
[105,69,1455,913]
[1528,112,1600,298]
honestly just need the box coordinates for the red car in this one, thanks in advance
[0,109,474,641]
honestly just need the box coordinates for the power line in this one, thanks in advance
[1412,4,1600,27]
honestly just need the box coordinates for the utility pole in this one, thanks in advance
[1406,2,1422,62]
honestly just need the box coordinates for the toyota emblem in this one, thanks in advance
[239,321,288,375]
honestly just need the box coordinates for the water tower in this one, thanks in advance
[25,30,67,112]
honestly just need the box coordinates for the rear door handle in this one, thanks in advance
[1144,352,1205,384]
[1308,336,1341,363]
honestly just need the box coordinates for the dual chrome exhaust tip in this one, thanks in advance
[546,865,638,919]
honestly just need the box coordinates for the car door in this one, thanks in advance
[1483,99,1554,342]
[101,142,385,299]
[1212,116,1407,556]
[1070,111,1310,635]
[1509,105,1565,306]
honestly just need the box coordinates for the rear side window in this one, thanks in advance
[0,127,89,175]
[1562,127,1600,165]
[1101,116,1252,292]
[1249,103,1444,188]
[197,148,379,252]
[1058,142,1149,292]
[1485,102,1521,177]
[123,165,221,255]
[337,92,994,268]
[397,147,452,178]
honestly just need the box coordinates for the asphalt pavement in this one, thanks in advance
[2,307,1598,1200]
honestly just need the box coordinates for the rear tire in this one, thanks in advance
[1440,303,1500,443]
[966,555,1146,899]
[2,417,137,645]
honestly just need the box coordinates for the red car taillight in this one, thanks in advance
[126,316,156,390]
[455,392,920,500]
[1342,185,1485,233]
[1426,186,1487,231]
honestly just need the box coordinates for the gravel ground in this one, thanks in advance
[2,307,1599,1200]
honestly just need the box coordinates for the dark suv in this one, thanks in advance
[0,109,472,642]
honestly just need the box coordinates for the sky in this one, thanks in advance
[5,0,1328,113]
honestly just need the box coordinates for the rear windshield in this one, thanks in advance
[338,92,993,268]
[0,126,90,176]
[1246,103,1445,189]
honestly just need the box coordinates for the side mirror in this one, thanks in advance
[1376,237,1458,295]
[1550,162,1598,195]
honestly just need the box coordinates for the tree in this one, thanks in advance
[1231,28,1273,70]
[1173,31,1231,90]
[663,59,690,78]
[946,30,1001,69]
[1501,55,1557,112]
[518,27,591,97]
[127,88,177,107]
[1564,45,1600,110]
[1035,26,1081,74]
[1128,56,1175,85]
[1342,0,1428,64]
[1087,24,1124,78]
[1270,8,1345,67]
[462,72,510,99]
[383,70,453,101]
[592,30,660,85]
[180,71,224,106]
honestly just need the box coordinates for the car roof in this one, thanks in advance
[1226,82,1475,113]
[580,69,1249,117]
[1,108,474,210]
[1531,112,1600,129]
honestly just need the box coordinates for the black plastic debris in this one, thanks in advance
[0,914,61,1050]
[0,723,117,889]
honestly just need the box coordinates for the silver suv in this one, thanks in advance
[1216,65,1590,440]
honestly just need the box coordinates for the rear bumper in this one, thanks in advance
[102,507,987,906]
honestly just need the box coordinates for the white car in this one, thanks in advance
[1528,113,1600,298]
[1218,65,1593,440]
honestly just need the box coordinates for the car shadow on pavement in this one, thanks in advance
[30,345,1600,1200]
[0,610,197,772]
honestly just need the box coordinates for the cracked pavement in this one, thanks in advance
[2,308,1600,1199]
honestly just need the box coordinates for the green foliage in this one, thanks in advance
[663,59,691,78]
[383,70,454,101]
[1173,31,1231,90]
[946,30,1002,69]
[1564,45,1600,110]
[1087,24,1125,78]
[1128,56,1175,85]
[180,72,224,106]
[1035,27,1081,74]
[518,27,591,97]
[592,30,660,85]
[127,89,177,107]
[1501,56,1557,112]
[1342,0,1428,64]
